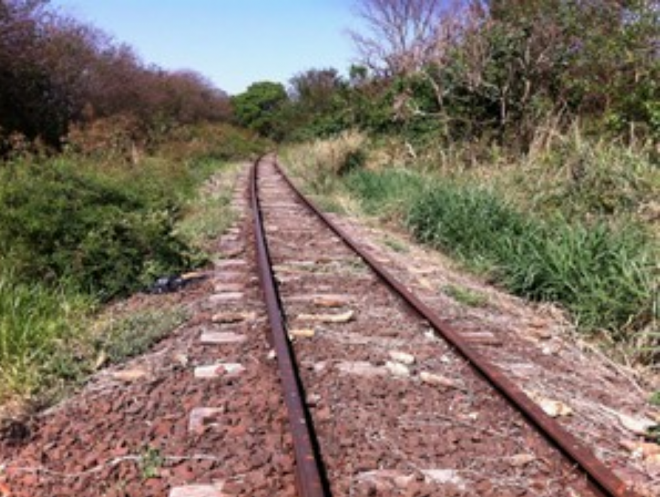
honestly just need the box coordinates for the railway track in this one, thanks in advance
[250,154,640,497]
[0,156,652,497]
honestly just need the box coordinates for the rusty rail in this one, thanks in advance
[249,157,329,497]
[269,159,639,497]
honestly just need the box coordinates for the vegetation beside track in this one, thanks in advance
[283,132,659,364]
[0,0,270,403]
[0,123,265,403]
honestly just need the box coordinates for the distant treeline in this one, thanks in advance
[0,0,231,155]
[233,0,659,148]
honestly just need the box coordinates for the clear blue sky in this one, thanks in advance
[50,0,361,95]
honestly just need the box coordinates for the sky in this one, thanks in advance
[50,0,362,95]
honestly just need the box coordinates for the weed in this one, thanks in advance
[311,195,347,215]
[443,284,489,308]
[176,164,236,255]
[346,168,426,220]
[139,445,164,479]
[0,267,92,399]
[649,391,660,407]
[93,307,188,363]
[284,131,367,196]
[383,236,409,253]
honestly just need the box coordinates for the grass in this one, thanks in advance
[0,269,92,398]
[139,445,165,479]
[346,168,426,221]
[283,130,367,196]
[92,306,188,364]
[285,131,658,359]
[408,181,654,336]
[649,391,660,407]
[443,284,489,307]
[0,123,250,404]
[176,161,238,256]
[383,236,409,253]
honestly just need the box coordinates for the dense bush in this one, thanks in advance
[0,158,190,299]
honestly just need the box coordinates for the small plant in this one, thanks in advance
[139,445,164,479]
[383,236,409,253]
[443,284,489,308]
[93,308,188,363]
[649,391,660,407]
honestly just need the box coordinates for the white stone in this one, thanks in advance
[422,469,465,489]
[385,361,411,377]
[388,350,415,365]
[169,483,226,497]
[188,407,223,434]
[336,361,386,377]
[200,331,247,344]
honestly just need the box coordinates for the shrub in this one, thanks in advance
[0,158,190,299]
[519,132,660,221]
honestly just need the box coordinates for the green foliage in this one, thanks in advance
[93,307,187,363]
[285,68,354,141]
[443,284,489,308]
[159,122,269,163]
[519,135,660,220]
[231,81,289,140]
[0,158,190,299]
[0,267,91,398]
[345,168,427,218]
[280,1,660,147]
[407,182,654,334]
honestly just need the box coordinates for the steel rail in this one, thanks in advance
[271,159,639,497]
[250,157,329,497]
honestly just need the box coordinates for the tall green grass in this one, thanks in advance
[408,184,654,334]
[0,267,91,397]
[346,168,426,219]
[343,167,655,336]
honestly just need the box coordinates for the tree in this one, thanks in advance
[231,81,288,140]
[349,0,447,76]
[347,0,660,144]
[0,0,232,155]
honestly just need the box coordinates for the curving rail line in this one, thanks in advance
[249,155,639,497]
